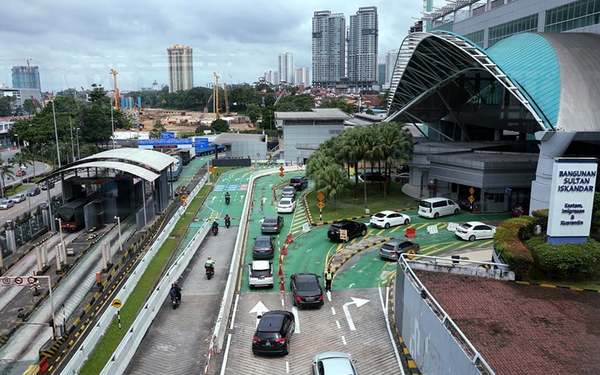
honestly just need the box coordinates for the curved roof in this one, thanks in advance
[80,148,176,172]
[61,161,160,181]
[387,31,600,132]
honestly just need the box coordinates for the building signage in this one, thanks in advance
[547,158,597,244]
[138,138,193,146]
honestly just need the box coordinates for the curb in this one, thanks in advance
[307,206,416,227]
[514,280,600,293]
[328,237,390,275]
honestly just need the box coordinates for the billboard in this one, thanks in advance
[547,158,597,244]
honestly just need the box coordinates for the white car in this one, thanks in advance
[418,197,460,219]
[277,197,296,213]
[10,193,26,203]
[370,210,410,228]
[455,221,496,241]
[248,260,274,288]
[0,199,14,209]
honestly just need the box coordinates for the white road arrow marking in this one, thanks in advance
[292,307,301,333]
[342,297,370,331]
[249,301,269,328]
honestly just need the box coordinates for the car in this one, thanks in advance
[380,239,420,261]
[370,210,410,228]
[15,169,26,177]
[0,199,14,209]
[290,273,324,309]
[252,235,275,260]
[10,193,26,203]
[261,216,284,234]
[327,220,367,242]
[26,187,41,197]
[281,186,296,199]
[313,352,358,375]
[252,310,295,356]
[248,260,274,288]
[455,221,496,241]
[277,197,296,214]
[290,176,308,191]
[41,181,55,191]
[417,197,460,219]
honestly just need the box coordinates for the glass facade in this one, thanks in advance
[432,21,453,32]
[488,14,538,46]
[464,30,484,47]
[545,0,600,32]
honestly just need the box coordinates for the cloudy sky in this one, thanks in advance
[0,0,424,92]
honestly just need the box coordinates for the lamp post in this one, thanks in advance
[69,118,75,163]
[75,127,81,160]
[56,217,66,258]
[114,216,122,253]
[51,100,62,168]
[110,97,116,149]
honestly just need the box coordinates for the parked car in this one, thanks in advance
[252,235,275,260]
[417,197,460,219]
[327,220,367,242]
[313,352,358,375]
[290,176,308,191]
[248,260,274,288]
[281,186,296,199]
[0,199,14,209]
[26,186,41,197]
[261,216,284,234]
[290,273,324,309]
[41,181,55,191]
[15,169,26,177]
[10,193,26,203]
[277,197,296,214]
[380,239,420,261]
[252,310,295,356]
[370,210,410,228]
[455,221,496,241]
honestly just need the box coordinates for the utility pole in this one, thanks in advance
[69,117,75,162]
[51,100,61,168]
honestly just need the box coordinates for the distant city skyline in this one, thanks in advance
[0,0,420,91]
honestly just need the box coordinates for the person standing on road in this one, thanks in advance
[325,267,334,292]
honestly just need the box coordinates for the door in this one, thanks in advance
[475,225,493,239]
[388,213,401,226]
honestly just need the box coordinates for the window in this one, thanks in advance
[545,0,600,32]
[488,14,538,46]
[464,30,484,47]
[433,201,447,208]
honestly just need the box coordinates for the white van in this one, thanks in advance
[418,197,460,219]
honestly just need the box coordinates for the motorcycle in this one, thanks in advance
[212,224,219,236]
[225,217,231,228]
[170,294,181,309]
[225,196,230,205]
[205,265,215,280]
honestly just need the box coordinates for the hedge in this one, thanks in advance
[494,216,536,279]
[527,236,600,280]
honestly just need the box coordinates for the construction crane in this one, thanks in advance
[213,72,220,119]
[110,68,120,110]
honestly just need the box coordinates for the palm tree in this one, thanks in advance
[316,164,348,209]
[0,157,15,198]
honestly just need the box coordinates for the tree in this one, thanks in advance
[195,125,211,135]
[246,103,262,126]
[0,96,14,116]
[22,99,40,115]
[12,152,32,172]
[275,94,313,112]
[320,97,357,114]
[0,158,15,198]
[260,106,275,129]
[211,119,229,133]
[150,120,166,138]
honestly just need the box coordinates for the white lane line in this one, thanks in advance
[281,298,285,307]
[286,361,290,373]
[292,306,301,333]
[378,286,405,375]
[331,306,336,315]
[341,335,347,345]
[327,291,332,302]
[336,320,341,329]
[219,333,233,375]
[230,294,240,330]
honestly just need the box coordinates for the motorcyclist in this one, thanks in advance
[169,282,182,303]
[205,256,216,272]
[225,192,231,205]
[224,214,231,228]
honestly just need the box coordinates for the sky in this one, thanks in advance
[0,0,424,92]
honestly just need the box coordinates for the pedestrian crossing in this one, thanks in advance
[290,197,310,236]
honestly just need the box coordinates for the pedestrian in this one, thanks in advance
[325,267,333,292]
[260,196,265,212]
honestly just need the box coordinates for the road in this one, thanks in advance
[0,182,61,224]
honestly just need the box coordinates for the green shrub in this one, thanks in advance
[531,209,549,232]
[494,216,536,279]
[527,236,600,280]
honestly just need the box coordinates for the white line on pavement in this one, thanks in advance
[336,320,341,329]
[281,298,285,307]
[341,335,347,345]
[286,361,290,373]
[230,294,240,330]
[292,307,301,333]
[327,291,332,301]
[331,306,336,315]
[219,333,233,375]
[378,286,405,375]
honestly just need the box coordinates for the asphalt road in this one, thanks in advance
[0,182,62,224]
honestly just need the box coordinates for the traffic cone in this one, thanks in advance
[281,245,288,256]
[278,263,284,277]
[279,279,285,292]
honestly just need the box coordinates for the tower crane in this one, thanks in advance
[110,68,120,110]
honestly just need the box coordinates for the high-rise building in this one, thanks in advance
[312,10,346,87]
[347,7,378,88]
[294,67,311,87]
[167,44,193,93]
[273,71,280,85]
[278,52,294,84]
[12,65,41,90]
[385,49,398,87]
[377,63,386,86]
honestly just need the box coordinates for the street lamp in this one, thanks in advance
[75,127,81,160]
[51,100,62,168]
[114,216,122,253]
[56,217,66,257]
[110,97,116,149]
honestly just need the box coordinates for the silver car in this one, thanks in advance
[0,199,14,209]
[313,352,358,375]
[10,193,26,203]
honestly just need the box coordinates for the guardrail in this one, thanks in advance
[60,174,208,375]
[205,165,302,372]
[99,223,211,375]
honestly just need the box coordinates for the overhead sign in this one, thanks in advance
[138,138,193,146]
[547,158,597,244]
[1,276,39,286]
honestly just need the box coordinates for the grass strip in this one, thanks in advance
[79,184,212,375]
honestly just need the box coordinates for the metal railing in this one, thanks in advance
[399,254,498,375]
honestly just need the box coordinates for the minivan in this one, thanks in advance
[418,197,460,219]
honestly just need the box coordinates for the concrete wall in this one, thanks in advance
[283,124,343,162]
[229,140,267,160]
[395,269,482,375]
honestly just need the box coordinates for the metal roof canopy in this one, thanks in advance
[80,148,176,173]
[60,161,160,181]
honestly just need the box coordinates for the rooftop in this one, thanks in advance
[214,133,265,143]
[416,270,600,375]
[275,108,350,121]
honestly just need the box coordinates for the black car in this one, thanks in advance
[327,220,368,242]
[253,235,275,260]
[252,310,295,356]
[290,176,308,191]
[290,273,324,308]
[41,181,55,191]
[26,187,41,197]
[261,216,284,234]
